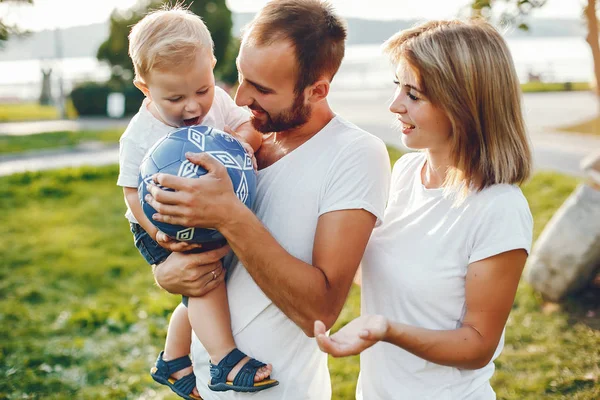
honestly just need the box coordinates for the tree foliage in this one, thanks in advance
[470,0,548,30]
[0,0,33,45]
[96,0,234,85]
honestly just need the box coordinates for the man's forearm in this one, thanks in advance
[219,205,343,335]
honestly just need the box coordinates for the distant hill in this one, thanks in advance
[0,23,108,62]
[0,14,586,62]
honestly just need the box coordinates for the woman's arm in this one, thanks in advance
[315,249,527,369]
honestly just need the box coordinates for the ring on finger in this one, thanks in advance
[211,269,217,281]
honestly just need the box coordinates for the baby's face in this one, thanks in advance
[145,49,216,128]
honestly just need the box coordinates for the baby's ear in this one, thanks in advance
[134,79,150,97]
[212,57,217,69]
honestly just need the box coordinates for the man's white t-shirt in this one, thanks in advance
[116,86,249,223]
[358,152,533,400]
[191,116,391,400]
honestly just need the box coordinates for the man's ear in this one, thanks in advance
[134,79,150,97]
[306,79,330,103]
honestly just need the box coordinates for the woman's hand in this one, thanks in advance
[153,244,231,297]
[155,230,204,252]
[314,315,389,357]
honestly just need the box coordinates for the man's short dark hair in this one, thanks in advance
[243,0,347,93]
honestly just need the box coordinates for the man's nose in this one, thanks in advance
[234,82,251,107]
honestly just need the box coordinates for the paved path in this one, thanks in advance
[0,91,598,177]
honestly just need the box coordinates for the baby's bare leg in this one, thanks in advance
[187,282,272,382]
[162,303,200,396]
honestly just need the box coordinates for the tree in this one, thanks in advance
[96,0,234,87]
[471,0,600,110]
[0,0,33,45]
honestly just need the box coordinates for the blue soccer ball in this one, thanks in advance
[138,125,256,244]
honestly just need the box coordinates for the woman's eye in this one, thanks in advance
[408,92,419,101]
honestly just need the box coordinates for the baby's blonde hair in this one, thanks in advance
[129,4,214,84]
[383,19,532,199]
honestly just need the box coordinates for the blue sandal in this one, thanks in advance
[150,351,202,400]
[208,348,279,392]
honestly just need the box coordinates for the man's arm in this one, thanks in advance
[145,152,377,336]
[222,204,376,336]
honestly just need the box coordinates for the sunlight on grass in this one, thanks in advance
[1,153,598,399]
[0,101,78,122]
[558,116,600,136]
[0,129,123,155]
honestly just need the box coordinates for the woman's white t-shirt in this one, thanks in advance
[358,152,533,400]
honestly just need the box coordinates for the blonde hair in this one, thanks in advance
[383,19,532,198]
[128,4,214,84]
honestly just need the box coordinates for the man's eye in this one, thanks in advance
[256,87,269,94]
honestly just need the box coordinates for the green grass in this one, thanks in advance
[0,129,123,155]
[0,101,78,122]
[1,153,598,399]
[520,81,591,93]
[558,116,600,137]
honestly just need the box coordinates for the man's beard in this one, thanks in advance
[250,93,311,133]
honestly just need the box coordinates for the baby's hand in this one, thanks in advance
[224,125,258,171]
[156,230,203,253]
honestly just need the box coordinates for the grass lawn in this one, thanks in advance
[0,129,124,155]
[520,81,591,93]
[0,101,78,122]
[1,151,599,399]
[558,116,600,137]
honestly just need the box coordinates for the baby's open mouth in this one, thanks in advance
[183,117,200,126]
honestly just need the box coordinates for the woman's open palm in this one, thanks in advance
[314,315,388,357]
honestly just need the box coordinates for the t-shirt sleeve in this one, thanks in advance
[319,135,391,225]
[215,86,250,130]
[116,136,146,188]
[468,190,534,264]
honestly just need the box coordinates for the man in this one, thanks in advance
[146,1,391,398]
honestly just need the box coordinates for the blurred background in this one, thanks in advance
[0,1,598,399]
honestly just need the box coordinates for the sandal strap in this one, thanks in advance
[209,348,247,384]
[232,357,267,388]
[172,372,197,396]
[155,351,192,378]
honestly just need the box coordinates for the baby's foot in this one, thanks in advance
[211,349,273,383]
[225,356,272,383]
[163,354,201,398]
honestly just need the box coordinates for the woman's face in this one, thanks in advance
[389,60,452,152]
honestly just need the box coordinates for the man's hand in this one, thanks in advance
[145,152,240,229]
[314,315,389,357]
[153,245,231,297]
[155,230,203,252]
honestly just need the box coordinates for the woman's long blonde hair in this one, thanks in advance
[383,19,532,198]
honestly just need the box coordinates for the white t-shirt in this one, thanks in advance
[116,86,250,223]
[191,116,391,400]
[357,152,533,400]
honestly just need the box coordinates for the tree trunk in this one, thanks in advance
[585,0,600,113]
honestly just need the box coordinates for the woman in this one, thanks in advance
[315,19,533,399]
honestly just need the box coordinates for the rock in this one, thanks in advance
[525,183,600,301]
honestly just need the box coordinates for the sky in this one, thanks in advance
[0,0,586,32]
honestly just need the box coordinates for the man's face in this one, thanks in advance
[234,40,311,133]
